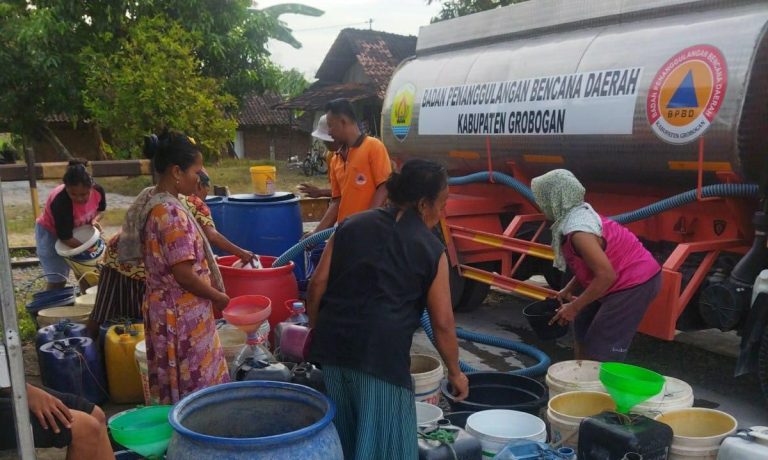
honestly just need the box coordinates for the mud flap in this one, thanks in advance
[735,293,768,376]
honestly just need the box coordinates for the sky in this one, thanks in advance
[257,0,442,79]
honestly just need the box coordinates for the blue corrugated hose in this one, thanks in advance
[272,173,760,377]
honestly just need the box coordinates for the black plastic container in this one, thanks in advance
[578,412,673,460]
[418,419,482,460]
[523,299,569,340]
[441,372,547,415]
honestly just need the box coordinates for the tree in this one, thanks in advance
[82,16,238,159]
[277,68,310,98]
[427,0,528,22]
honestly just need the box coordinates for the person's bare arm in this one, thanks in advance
[551,232,616,324]
[369,183,388,209]
[307,198,340,236]
[202,226,253,262]
[298,183,332,198]
[307,236,334,328]
[426,254,469,400]
[170,261,230,311]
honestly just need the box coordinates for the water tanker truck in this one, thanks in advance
[381,0,768,396]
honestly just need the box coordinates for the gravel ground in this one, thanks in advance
[1,180,137,209]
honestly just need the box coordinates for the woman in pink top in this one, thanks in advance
[531,169,661,362]
[35,160,106,290]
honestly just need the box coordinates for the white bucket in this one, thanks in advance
[547,391,616,450]
[134,340,150,406]
[546,360,605,398]
[410,354,444,405]
[633,376,694,418]
[415,402,443,429]
[655,408,737,459]
[85,286,98,296]
[55,225,105,288]
[466,409,547,458]
[74,293,97,309]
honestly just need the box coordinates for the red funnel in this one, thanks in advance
[222,295,272,335]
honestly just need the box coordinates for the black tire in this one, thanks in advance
[315,156,328,174]
[448,263,466,310]
[758,324,768,401]
[302,159,313,177]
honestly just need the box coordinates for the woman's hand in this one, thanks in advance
[556,288,574,304]
[448,372,469,401]
[92,220,103,232]
[550,302,582,326]
[26,384,73,433]
[212,292,230,312]
[237,249,255,265]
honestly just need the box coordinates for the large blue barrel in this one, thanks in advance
[219,193,304,279]
[39,337,107,404]
[36,321,88,386]
[167,381,342,459]
[205,196,226,256]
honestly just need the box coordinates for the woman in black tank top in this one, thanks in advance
[307,159,469,460]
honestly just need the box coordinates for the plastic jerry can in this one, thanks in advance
[105,323,145,403]
[38,337,107,404]
[717,427,768,459]
[36,320,87,386]
[578,412,672,460]
[418,419,482,460]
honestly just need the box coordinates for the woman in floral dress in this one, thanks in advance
[119,131,230,404]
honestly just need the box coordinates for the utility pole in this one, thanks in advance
[368,18,373,30]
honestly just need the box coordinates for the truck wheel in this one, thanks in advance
[758,325,768,401]
[448,263,465,310]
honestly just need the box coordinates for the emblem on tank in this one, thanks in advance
[391,83,416,141]
[647,45,727,144]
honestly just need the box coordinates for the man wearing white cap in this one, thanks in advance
[298,114,339,198]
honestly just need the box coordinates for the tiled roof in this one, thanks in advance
[238,92,292,126]
[273,82,378,111]
[315,29,416,98]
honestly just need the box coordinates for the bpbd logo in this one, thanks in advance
[647,45,727,144]
[391,83,415,141]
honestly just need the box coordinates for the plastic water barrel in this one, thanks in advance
[205,196,226,256]
[547,391,616,450]
[465,410,547,457]
[219,193,304,280]
[106,324,146,403]
[410,354,444,405]
[655,408,737,459]
[217,255,299,332]
[166,381,343,459]
[546,360,605,398]
[38,337,107,404]
[36,321,87,386]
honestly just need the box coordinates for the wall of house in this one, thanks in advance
[31,124,103,162]
[239,126,311,161]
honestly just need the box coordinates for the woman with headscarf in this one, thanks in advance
[531,169,661,362]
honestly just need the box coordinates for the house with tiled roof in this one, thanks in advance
[234,92,311,160]
[278,28,417,137]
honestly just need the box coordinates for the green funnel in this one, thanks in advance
[599,362,664,414]
[109,405,173,459]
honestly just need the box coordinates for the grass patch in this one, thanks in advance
[208,159,328,194]
[98,175,152,196]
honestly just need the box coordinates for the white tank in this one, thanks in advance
[717,427,768,459]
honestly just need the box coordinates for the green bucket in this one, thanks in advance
[599,362,665,414]
[109,405,173,459]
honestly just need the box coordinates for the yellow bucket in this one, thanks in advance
[250,166,276,195]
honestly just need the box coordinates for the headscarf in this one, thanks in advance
[117,186,224,292]
[530,169,602,271]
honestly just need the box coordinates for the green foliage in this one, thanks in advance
[427,0,528,22]
[277,68,311,98]
[82,16,238,159]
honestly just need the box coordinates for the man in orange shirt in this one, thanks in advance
[306,99,392,238]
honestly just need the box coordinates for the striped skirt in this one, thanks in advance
[88,266,145,325]
[322,365,418,460]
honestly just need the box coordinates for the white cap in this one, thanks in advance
[311,115,334,142]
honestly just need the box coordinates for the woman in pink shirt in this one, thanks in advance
[35,159,106,290]
[531,169,661,362]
